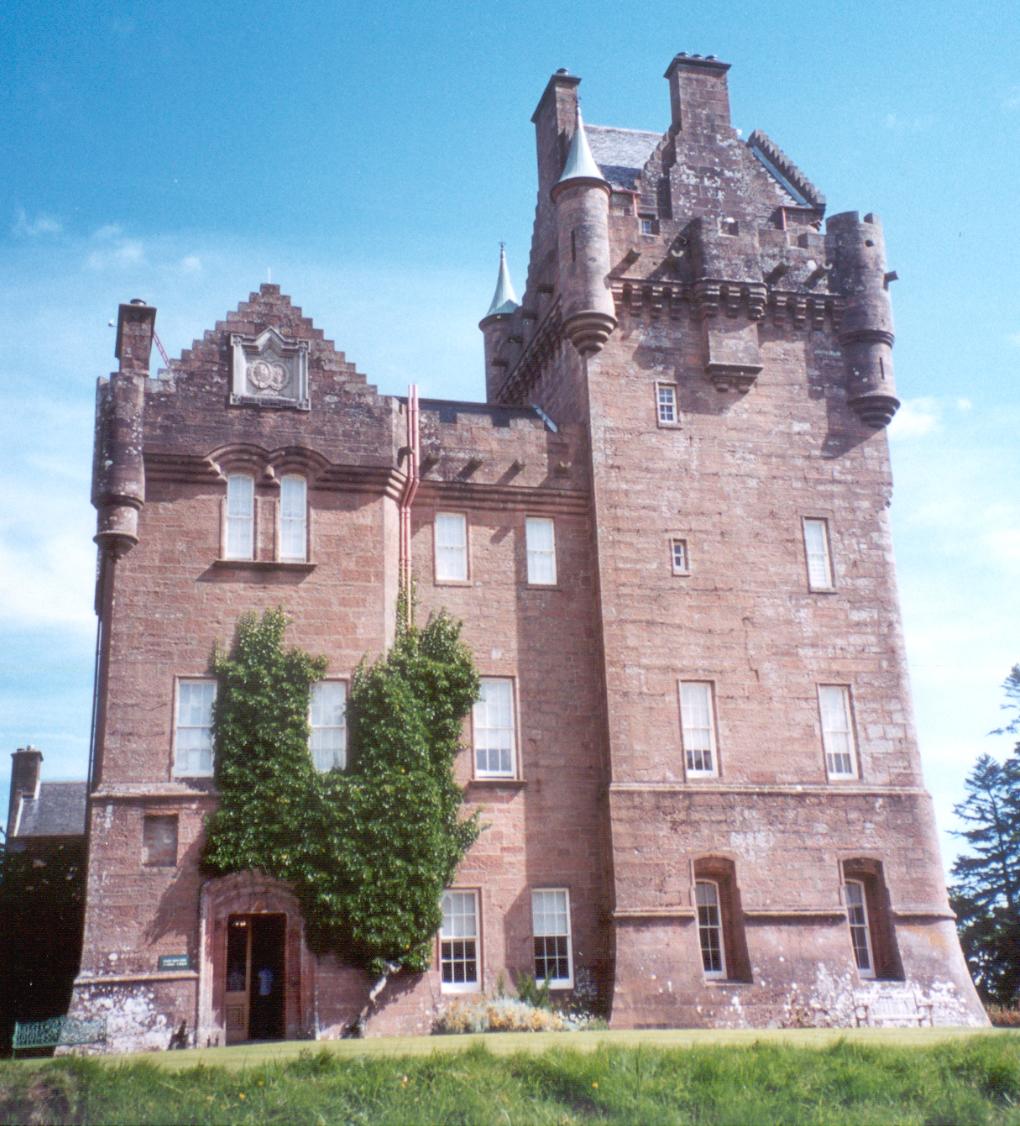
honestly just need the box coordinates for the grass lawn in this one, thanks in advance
[2,1029,1018,1124]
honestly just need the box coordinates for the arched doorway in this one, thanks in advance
[198,872,314,1046]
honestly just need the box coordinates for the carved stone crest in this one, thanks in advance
[230,327,309,409]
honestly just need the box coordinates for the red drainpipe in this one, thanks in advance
[399,385,420,627]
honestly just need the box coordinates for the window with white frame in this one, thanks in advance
[440,889,479,991]
[656,383,678,426]
[435,512,468,582]
[526,517,557,585]
[173,678,217,777]
[695,879,726,977]
[279,474,308,562]
[671,538,689,575]
[473,677,516,778]
[309,680,347,772]
[819,685,857,779]
[225,474,255,559]
[679,681,717,777]
[845,879,874,977]
[803,517,834,590]
[532,888,573,987]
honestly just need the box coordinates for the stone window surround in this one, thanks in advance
[655,381,680,427]
[471,676,519,781]
[172,676,217,779]
[525,515,557,586]
[818,684,859,781]
[678,680,719,779]
[434,511,470,584]
[439,888,481,993]
[532,887,574,989]
[212,450,322,569]
[309,678,348,773]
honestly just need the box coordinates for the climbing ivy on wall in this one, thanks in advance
[202,604,480,978]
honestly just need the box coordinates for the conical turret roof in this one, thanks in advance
[484,244,519,318]
[555,107,608,188]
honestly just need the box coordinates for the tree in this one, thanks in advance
[949,666,1020,1005]
[203,603,480,991]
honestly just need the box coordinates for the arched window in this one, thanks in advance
[692,857,752,982]
[225,474,254,559]
[279,474,307,562]
[842,859,902,980]
[695,879,726,978]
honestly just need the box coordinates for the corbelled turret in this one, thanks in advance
[550,108,617,356]
[480,245,521,402]
[827,212,900,428]
[92,299,152,556]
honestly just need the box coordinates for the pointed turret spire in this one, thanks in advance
[555,106,607,190]
[484,243,519,318]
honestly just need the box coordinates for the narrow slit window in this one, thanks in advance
[696,879,726,977]
[279,474,307,562]
[845,879,874,977]
[435,513,468,582]
[819,685,857,779]
[532,889,573,987]
[526,517,557,585]
[440,890,479,992]
[173,679,217,777]
[679,681,717,777]
[473,677,516,778]
[657,384,678,426]
[225,474,254,560]
[309,680,347,772]
[803,518,834,590]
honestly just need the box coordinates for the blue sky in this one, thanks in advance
[2,1,1018,869]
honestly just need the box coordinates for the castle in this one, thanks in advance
[67,54,985,1049]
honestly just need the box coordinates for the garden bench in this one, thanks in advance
[11,1015,107,1057]
[854,992,934,1028]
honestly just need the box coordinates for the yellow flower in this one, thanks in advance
[238,1092,246,1100]
[591,1082,599,1089]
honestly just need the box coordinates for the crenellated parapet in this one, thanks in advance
[92,300,152,557]
[826,211,900,428]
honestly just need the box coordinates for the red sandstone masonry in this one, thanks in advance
[70,54,984,1052]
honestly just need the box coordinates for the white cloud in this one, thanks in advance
[12,208,62,237]
[1008,330,1020,349]
[889,396,940,438]
[179,255,203,274]
[86,238,146,271]
[956,397,972,412]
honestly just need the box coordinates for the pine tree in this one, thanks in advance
[949,666,1020,1005]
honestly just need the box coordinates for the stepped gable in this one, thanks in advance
[172,283,373,390]
[144,283,396,468]
[587,125,661,190]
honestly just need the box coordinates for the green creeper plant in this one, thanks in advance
[202,603,480,981]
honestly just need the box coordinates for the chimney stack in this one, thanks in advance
[7,745,43,836]
[664,53,732,138]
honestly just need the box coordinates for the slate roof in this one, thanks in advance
[13,781,87,839]
[586,125,662,190]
